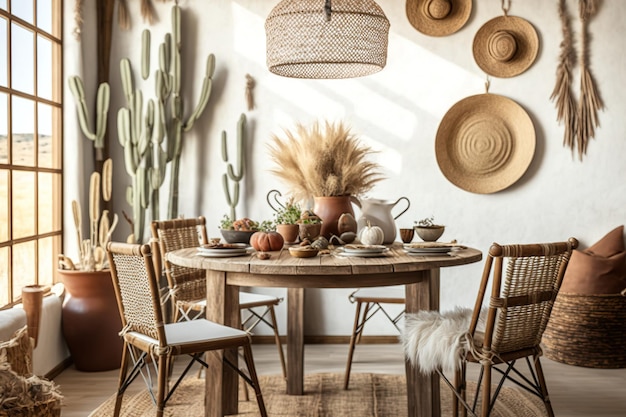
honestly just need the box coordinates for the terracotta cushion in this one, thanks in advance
[560,226,626,295]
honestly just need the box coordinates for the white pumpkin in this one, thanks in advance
[359,221,384,246]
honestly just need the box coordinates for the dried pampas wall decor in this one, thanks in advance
[73,0,84,40]
[551,0,604,161]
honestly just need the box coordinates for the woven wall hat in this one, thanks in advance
[406,0,472,37]
[435,93,535,194]
[472,15,539,78]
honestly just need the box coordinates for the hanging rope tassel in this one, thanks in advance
[551,0,578,153]
[576,0,604,159]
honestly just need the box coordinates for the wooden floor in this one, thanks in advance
[53,343,626,417]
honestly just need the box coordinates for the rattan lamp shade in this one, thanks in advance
[265,0,390,79]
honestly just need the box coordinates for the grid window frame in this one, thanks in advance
[0,0,63,308]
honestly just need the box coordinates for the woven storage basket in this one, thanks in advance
[543,292,626,368]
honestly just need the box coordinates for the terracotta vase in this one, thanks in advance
[313,196,356,239]
[276,224,299,244]
[58,269,123,372]
[21,285,45,348]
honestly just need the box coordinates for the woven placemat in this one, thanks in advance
[89,372,546,416]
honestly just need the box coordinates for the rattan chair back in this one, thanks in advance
[470,239,578,358]
[107,242,164,343]
[151,217,208,321]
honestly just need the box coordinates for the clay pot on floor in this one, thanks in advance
[58,269,123,372]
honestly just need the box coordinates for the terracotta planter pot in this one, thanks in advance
[276,224,299,244]
[298,223,322,241]
[58,269,123,372]
[313,196,356,239]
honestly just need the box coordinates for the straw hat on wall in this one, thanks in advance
[435,93,536,194]
[406,0,472,37]
[473,15,539,78]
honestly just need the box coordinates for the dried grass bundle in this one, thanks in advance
[268,120,384,202]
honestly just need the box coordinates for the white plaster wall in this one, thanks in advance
[74,0,626,337]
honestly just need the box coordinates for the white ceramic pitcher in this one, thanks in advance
[351,196,410,244]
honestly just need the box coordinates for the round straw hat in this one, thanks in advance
[435,93,536,194]
[472,15,539,78]
[406,0,472,37]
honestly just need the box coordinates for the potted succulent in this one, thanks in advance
[274,199,302,244]
[297,209,323,242]
[267,120,385,238]
[414,216,445,242]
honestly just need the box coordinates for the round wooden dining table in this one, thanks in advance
[167,243,482,417]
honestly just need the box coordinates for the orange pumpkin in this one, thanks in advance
[250,231,284,252]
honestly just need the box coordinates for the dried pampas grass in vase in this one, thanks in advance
[267,120,384,202]
[267,120,385,238]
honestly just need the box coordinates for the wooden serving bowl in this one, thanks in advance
[288,247,319,258]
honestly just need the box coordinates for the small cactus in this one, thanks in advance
[222,114,246,220]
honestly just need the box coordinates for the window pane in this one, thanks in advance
[0,0,6,11]
[12,1,34,24]
[12,170,35,239]
[37,35,52,100]
[0,93,6,163]
[12,96,35,166]
[11,23,34,94]
[37,0,53,34]
[0,17,6,87]
[13,241,36,301]
[37,102,53,167]
[0,169,7,242]
[38,236,55,286]
[0,247,8,306]
[37,172,60,234]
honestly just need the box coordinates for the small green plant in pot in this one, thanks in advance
[414,216,445,242]
[297,209,322,242]
[274,199,302,243]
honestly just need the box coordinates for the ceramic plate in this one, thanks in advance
[343,244,387,254]
[404,249,453,256]
[196,249,251,258]
[197,245,250,255]
[336,248,390,258]
[404,247,453,254]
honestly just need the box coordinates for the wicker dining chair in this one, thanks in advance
[402,238,577,417]
[344,286,405,389]
[106,242,267,417]
[150,217,287,378]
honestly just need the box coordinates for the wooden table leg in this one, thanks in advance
[287,287,304,395]
[405,269,441,417]
[205,270,240,416]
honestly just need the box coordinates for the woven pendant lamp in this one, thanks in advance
[265,0,390,79]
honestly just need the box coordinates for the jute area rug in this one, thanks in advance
[89,373,546,417]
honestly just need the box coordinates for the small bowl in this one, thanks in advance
[220,229,256,244]
[414,226,445,242]
[288,246,319,258]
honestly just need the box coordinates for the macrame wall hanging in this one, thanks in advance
[551,0,604,161]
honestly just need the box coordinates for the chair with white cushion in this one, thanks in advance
[344,286,405,389]
[401,238,577,417]
[150,217,286,378]
[106,241,267,417]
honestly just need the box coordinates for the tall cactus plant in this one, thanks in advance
[117,3,214,242]
[222,113,246,220]
[68,76,110,162]
[164,5,215,219]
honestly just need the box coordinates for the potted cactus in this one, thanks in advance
[56,158,123,372]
